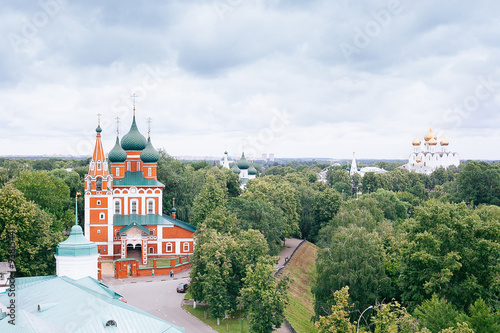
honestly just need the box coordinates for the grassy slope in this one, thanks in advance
[279,241,318,333]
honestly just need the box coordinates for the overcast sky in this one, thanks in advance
[1,0,499,160]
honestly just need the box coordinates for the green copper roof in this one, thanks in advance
[0,276,184,332]
[140,137,160,163]
[237,152,250,169]
[248,164,257,175]
[56,225,98,257]
[121,116,147,151]
[109,136,128,162]
[231,162,241,174]
[113,171,165,187]
[114,214,196,232]
[119,222,150,235]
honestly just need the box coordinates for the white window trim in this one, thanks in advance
[183,242,189,252]
[137,161,140,171]
[147,199,155,214]
[131,199,138,214]
[127,162,131,171]
[148,168,152,177]
[114,200,121,214]
[116,168,120,176]
[166,242,172,252]
[99,212,105,220]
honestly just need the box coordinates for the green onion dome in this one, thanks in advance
[140,137,160,163]
[108,136,127,163]
[96,125,102,133]
[237,152,250,170]
[248,164,257,175]
[121,116,147,151]
[231,163,241,174]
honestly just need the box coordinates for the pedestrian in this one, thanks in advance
[170,269,174,278]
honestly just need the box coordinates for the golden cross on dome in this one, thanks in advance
[172,197,175,207]
[147,117,152,136]
[131,93,137,115]
[115,117,121,135]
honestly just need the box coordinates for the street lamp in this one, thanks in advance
[356,305,373,333]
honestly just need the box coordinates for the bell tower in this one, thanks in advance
[84,115,114,257]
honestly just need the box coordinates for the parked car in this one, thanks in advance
[176,283,188,293]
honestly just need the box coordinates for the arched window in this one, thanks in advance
[166,243,172,252]
[147,199,155,214]
[99,212,105,220]
[97,161,101,170]
[96,178,102,191]
[116,168,120,177]
[114,200,121,214]
[149,247,154,254]
[148,168,152,177]
[183,242,190,252]
[127,162,131,171]
[87,178,91,191]
[97,200,101,206]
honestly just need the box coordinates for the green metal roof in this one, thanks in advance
[108,136,127,163]
[113,214,196,232]
[113,171,164,187]
[56,225,98,257]
[121,116,147,151]
[0,276,184,332]
[231,162,240,174]
[248,164,257,175]
[140,137,160,163]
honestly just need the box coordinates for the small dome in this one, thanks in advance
[412,137,421,146]
[248,164,257,175]
[171,206,176,213]
[140,137,159,163]
[121,116,147,151]
[237,152,250,169]
[440,137,449,146]
[428,137,437,146]
[96,125,102,133]
[424,128,435,141]
[56,225,98,257]
[108,136,127,163]
[416,157,422,163]
[231,163,241,174]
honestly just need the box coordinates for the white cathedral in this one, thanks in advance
[403,128,460,175]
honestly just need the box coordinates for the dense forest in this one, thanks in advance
[0,154,499,332]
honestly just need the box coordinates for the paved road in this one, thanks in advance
[104,272,216,333]
[102,238,304,333]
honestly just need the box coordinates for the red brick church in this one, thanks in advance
[84,111,195,265]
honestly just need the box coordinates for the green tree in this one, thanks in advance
[12,170,73,231]
[414,295,463,333]
[464,298,500,333]
[456,161,500,206]
[313,225,391,320]
[315,286,356,333]
[239,257,289,333]
[191,174,227,226]
[0,185,64,277]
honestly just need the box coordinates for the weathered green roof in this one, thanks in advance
[121,116,147,151]
[109,136,127,163]
[113,171,164,187]
[140,137,159,163]
[237,152,250,169]
[0,276,184,332]
[56,225,98,257]
[114,214,196,232]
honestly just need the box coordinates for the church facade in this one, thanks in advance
[403,128,460,175]
[84,113,195,265]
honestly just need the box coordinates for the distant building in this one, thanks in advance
[231,152,257,187]
[402,128,460,175]
[0,263,15,293]
[220,151,233,169]
[347,153,387,177]
[269,153,275,162]
[262,153,268,161]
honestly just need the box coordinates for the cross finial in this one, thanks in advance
[172,197,175,207]
[97,113,101,126]
[147,117,152,137]
[75,192,81,226]
[115,117,121,136]
[131,93,137,116]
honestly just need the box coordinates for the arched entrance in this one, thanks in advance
[126,244,142,262]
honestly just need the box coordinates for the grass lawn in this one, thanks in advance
[278,241,318,332]
[183,304,250,333]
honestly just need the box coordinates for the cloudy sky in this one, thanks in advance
[1,0,499,160]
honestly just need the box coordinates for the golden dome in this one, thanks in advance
[416,157,422,163]
[412,137,421,146]
[428,137,437,146]
[424,128,436,141]
[440,137,449,146]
